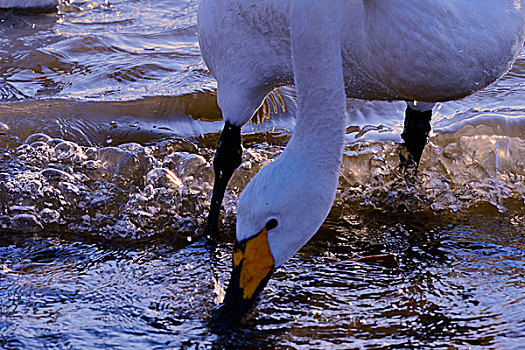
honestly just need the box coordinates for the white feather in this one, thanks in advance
[198,0,525,124]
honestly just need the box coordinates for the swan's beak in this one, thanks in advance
[214,226,275,324]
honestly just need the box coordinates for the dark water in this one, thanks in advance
[1,1,524,349]
[1,213,524,349]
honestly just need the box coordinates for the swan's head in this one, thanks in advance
[214,149,340,324]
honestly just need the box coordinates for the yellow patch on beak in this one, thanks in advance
[233,227,275,300]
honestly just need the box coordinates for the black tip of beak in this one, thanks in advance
[209,264,273,328]
[209,266,257,327]
[210,296,255,328]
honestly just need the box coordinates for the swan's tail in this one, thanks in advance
[249,86,297,126]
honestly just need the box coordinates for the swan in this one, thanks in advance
[199,0,525,323]
[0,0,58,8]
[199,0,525,238]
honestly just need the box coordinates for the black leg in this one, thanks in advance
[204,121,243,240]
[400,103,432,169]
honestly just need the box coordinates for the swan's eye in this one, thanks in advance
[265,218,278,231]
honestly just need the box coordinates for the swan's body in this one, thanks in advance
[198,0,525,322]
[199,0,525,126]
[0,0,57,8]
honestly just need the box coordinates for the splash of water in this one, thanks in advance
[0,126,523,239]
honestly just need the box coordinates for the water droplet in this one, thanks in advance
[25,133,52,144]
[40,208,60,224]
[0,122,9,135]
[146,168,183,189]
[41,168,75,182]
[10,213,43,232]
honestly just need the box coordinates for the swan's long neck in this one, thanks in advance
[288,0,346,169]
[257,0,348,268]
[235,1,348,268]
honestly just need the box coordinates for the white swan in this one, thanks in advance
[200,0,525,238]
[0,0,57,8]
[198,0,525,322]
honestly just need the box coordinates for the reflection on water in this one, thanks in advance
[0,0,524,348]
[1,0,206,101]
